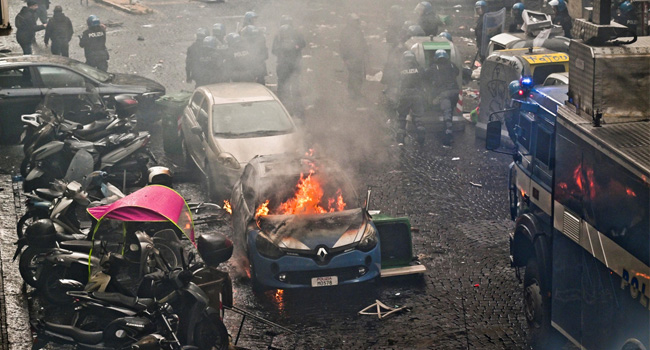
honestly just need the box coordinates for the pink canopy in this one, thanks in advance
[88,185,194,241]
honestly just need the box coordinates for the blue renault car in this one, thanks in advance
[230,154,381,290]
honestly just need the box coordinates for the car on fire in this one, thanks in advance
[181,83,303,201]
[230,154,381,290]
[0,55,165,144]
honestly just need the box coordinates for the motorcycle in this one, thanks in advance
[32,185,196,303]
[20,91,139,177]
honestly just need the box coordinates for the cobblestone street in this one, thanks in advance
[0,0,542,348]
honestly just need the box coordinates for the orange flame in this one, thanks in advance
[305,149,314,157]
[255,200,270,218]
[223,200,232,215]
[626,188,637,197]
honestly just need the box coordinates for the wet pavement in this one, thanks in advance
[0,0,560,348]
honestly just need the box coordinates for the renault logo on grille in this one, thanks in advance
[316,247,328,261]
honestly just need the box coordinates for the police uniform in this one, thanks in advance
[80,26,109,71]
[396,55,425,144]
[426,60,459,145]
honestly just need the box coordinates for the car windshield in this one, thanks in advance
[69,61,112,82]
[211,100,294,138]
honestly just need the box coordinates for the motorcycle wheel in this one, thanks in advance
[193,312,229,350]
[39,265,85,304]
[18,246,46,288]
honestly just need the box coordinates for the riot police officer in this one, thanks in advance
[241,25,268,84]
[509,3,525,33]
[426,49,459,146]
[79,15,109,71]
[414,1,443,37]
[193,36,226,87]
[272,21,306,117]
[186,28,207,84]
[396,50,425,145]
[614,1,638,33]
[549,0,572,38]
[339,13,368,99]
[475,0,487,62]
[212,23,226,43]
[225,32,255,82]
[242,11,257,28]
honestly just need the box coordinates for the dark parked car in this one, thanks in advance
[0,55,165,143]
[230,154,381,290]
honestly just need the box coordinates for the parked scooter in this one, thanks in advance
[20,91,139,177]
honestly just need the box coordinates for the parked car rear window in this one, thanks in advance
[212,101,294,138]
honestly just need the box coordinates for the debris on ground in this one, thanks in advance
[359,300,408,320]
[452,157,460,161]
[470,182,482,188]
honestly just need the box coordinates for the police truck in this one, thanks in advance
[485,1,650,348]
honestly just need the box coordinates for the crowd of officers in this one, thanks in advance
[15,0,110,71]
[186,12,306,116]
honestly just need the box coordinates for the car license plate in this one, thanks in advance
[311,276,338,287]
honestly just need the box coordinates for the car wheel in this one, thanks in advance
[524,256,553,348]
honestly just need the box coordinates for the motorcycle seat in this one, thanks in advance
[58,240,93,253]
[34,188,63,200]
[91,291,155,311]
[74,119,113,139]
[43,322,103,344]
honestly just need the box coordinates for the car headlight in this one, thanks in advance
[255,233,285,259]
[357,223,378,252]
[217,152,241,170]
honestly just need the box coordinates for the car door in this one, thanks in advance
[0,66,43,144]
[181,91,207,170]
[33,66,91,121]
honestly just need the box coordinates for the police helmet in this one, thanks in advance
[87,15,100,27]
[434,49,449,61]
[549,0,567,11]
[508,80,522,97]
[280,15,293,26]
[415,1,433,15]
[244,11,258,25]
[512,2,525,14]
[203,36,217,49]
[619,0,634,13]
[225,32,241,45]
[147,166,173,188]
[212,23,226,39]
[475,1,487,8]
[438,31,452,41]
[196,28,208,41]
[407,24,426,37]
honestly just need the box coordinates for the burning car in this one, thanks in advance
[230,154,381,290]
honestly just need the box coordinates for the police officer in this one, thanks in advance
[241,25,268,84]
[212,23,226,43]
[339,13,368,99]
[426,50,459,146]
[225,32,255,82]
[396,50,425,145]
[414,1,443,37]
[193,36,226,87]
[79,15,109,71]
[15,0,46,55]
[242,11,257,28]
[44,6,72,57]
[509,3,525,33]
[186,28,207,85]
[475,0,487,62]
[549,0,572,38]
[272,20,306,117]
[614,1,638,33]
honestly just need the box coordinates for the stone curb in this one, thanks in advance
[0,175,31,350]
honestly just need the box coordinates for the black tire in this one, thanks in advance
[18,246,46,288]
[193,312,229,350]
[39,265,85,305]
[524,257,553,349]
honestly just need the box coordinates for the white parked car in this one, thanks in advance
[181,83,304,200]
